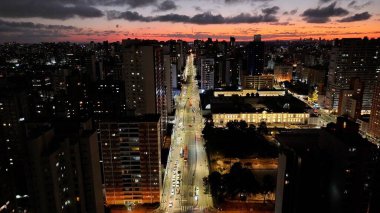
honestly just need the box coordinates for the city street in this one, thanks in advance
[160,54,213,212]
[287,91,337,126]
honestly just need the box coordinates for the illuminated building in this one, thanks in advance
[246,34,265,75]
[274,66,293,82]
[99,115,162,205]
[337,78,364,119]
[214,89,285,97]
[213,112,309,126]
[211,95,311,126]
[325,38,380,112]
[242,74,274,90]
[369,82,380,138]
[122,41,167,133]
[200,58,215,90]
[0,79,30,211]
[27,119,104,213]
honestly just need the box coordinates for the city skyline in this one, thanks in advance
[0,0,380,43]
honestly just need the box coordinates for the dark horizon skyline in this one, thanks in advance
[0,0,379,43]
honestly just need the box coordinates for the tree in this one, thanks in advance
[202,121,214,140]
[209,171,222,198]
[226,121,236,130]
[239,120,248,129]
[248,124,256,132]
[262,175,276,203]
[257,121,268,135]
[224,163,259,199]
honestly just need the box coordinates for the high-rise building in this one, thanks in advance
[229,37,236,47]
[246,35,265,75]
[201,58,215,90]
[99,115,162,205]
[163,48,174,114]
[369,82,380,138]
[325,38,380,112]
[27,119,104,213]
[0,78,30,212]
[122,41,167,132]
[275,119,380,213]
[337,78,364,119]
[91,80,127,119]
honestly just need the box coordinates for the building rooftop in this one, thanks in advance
[211,95,311,114]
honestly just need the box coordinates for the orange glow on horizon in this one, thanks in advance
[65,20,380,43]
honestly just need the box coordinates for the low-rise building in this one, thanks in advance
[214,89,285,97]
[242,74,274,90]
[211,95,311,126]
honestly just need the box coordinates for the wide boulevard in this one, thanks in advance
[160,54,213,212]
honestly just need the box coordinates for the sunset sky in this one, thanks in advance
[0,0,379,43]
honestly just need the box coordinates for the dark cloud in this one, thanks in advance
[194,6,202,12]
[107,10,279,24]
[269,22,295,26]
[301,2,349,23]
[319,0,333,3]
[290,9,298,15]
[108,11,147,21]
[89,0,157,8]
[155,13,191,22]
[347,1,372,10]
[225,0,272,3]
[262,6,280,16]
[0,19,128,43]
[348,1,356,7]
[155,0,177,12]
[121,0,157,8]
[338,12,371,22]
[0,19,78,32]
[0,1,103,19]
[0,19,79,42]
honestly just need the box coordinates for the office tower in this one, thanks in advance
[369,82,380,138]
[122,41,167,132]
[200,58,215,90]
[27,119,104,213]
[99,115,162,205]
[337,78,364,119]
[275,119,380,213]
[246,35,265,75]
[325,38,380,112]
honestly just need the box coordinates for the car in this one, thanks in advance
[171,189,175,196]
[169,201,173,208]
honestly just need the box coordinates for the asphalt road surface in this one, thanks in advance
[160,54,213,213]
